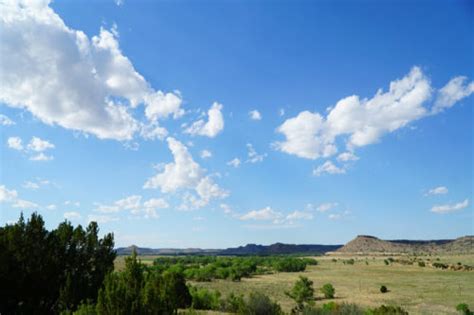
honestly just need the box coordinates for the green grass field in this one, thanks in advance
[116,254,474,314]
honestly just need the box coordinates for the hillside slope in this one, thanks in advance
[336,235,473,254]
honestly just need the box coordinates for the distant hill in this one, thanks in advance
[220,242,342,255]
[116,242,342,256]
[336,235,473,254]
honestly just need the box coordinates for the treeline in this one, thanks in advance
[152,255,318,282]
[0,213,115,314]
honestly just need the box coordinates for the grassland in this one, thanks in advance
[115,254,474,314]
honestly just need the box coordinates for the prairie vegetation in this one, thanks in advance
[2,214,473,314]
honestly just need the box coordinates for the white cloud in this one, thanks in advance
[316,202,338,212]
[227,158,241,168]
[46,204,57,210]
[23,181,40,190]
[0,114,15,125]
[313,161,346,176]
[279,108,285,117]
[144,137,204,192]
[7,136,55,161]
[114,0,124,6]
[246,143,266,163]
[240,206,283,221]
[220,203,234,215]
[275,67,471,163]
[144,137,227,209]
[95,195,167,219]
[433,76,474,113]
[426,186,448,196]
[337,152,359,162]
[64,211,81,220]
[88,214,118,224]
[184,102,224,138]
[64,200,80,207]
[0,185,39,209]
[0,1,183,141]
[7,137,23,150]
[200,149,212,159]
[27,137,54,152]
[249,109,262,120]
[430,199,469,214]
[275,111,335,159]
[30,153,54,161]
[328,214,342,220]
[286,211,313,221]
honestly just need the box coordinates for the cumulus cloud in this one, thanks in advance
[249,110,262,120]
[246,143,266,163]
[433,76,474,113]
[430,199,469,214]
[200,149,212,159]
[240,206,283,221]
[337,152,359,162]
[313,161,346,176]
[426,186,448,196]
[144,137,227,209]
[7,136,55,161]
[95,195,168,219]
[0,114,15,126]
[227,158,241,168]
[0,185,39,209]
[7,137,23,150]
[316,202,338,212]
[275,67,472,163]
[0,0,183,141]
[184,102,224,138]
[240,206,314,227]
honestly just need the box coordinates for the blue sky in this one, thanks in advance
[0,0,472,248]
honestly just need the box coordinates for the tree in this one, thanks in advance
[0,213,115,314]
[320,283,335,299]
[286,276,315,310]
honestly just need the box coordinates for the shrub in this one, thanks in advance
[380,285,388,293]
[418,261,425,267]
[240,292,283,315]
[300,302,365,315]
[320,283,335,299]
[220,293,245,313]
[384,259,390,266]
[286,276,315,310]
[189,287,221,310]
[456,303,473,315]
[368,305,408,315]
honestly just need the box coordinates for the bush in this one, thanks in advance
[240,292,283,315]
[220,293,245,313]
[418,261,425,267]
[320,283,335,299]
[286,276,315,310]
[368,305,408,315]
[384,259,390,266]
[300,302,365,315]
[189,287,221,310]
[380,285,388,293]
[456,303,473,315]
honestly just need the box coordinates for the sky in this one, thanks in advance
[0,0,473,248]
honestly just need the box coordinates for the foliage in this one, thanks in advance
[380,285,388,293]
[96,250,191,314]
[456,303,473,315]
[320,283,335,299]
[0,213,115,314]
[240,291,284,315]
[286,276,315,310]
[418,261,425,267]
[300,302,366,315]
[153,255,314,282]
[189,286,221,310]
[368,305,409,315]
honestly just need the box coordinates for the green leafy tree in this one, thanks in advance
[286,276,315,310]
[320,283,335,299]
